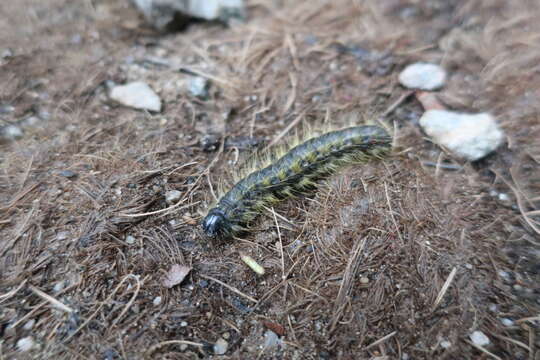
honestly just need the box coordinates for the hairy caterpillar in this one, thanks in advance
[201,125,392,239]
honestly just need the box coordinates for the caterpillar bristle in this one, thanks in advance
[201,124,392,239]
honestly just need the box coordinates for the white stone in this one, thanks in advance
[500,318,514,326]
[470,331,490,346]
[153,296,162,306]
[17,336,35,352]
[213,337,228,355]
[23,319,35,330]
[440,340,451,349]
[132,0,245,30]
[399,62,446,90]
[187,76,209,98]
[419,110,504,161]
[188,0,244,20]
[126,235,136,244]
[109,82,161,112]
[53,281,65,293]
[165,190,182,204]
[1,124,23,141]
[263,330,281,348]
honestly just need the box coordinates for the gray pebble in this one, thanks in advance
[59,170,78,178]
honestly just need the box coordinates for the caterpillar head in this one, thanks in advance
[201,208,231,238]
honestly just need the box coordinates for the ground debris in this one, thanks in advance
[162,264,192,288]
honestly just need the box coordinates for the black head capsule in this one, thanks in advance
[201,208,231,238]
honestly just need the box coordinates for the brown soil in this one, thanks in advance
[1,1,539,359]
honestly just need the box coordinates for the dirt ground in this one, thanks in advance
[1,0,539,359]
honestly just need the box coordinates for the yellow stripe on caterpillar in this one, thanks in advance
[201,125,392,239]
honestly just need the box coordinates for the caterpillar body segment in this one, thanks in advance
[202,125,392,239]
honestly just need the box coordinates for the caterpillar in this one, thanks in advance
[201,125,392,239]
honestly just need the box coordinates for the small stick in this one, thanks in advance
[111,275,140,327]
[466,340,502,360]
[266,106,311,149]
[200,274,258,303]
[146,340,204,357]
[270,207,286,280]
[433,267,457,309]
[0,279,27,304]
[29,285,73,313]
[365,331,397,350]
[381,91,413,117]
[9,283,79,329]
[118,201,198,218]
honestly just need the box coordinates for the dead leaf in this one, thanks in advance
[262,321,286,337]
[162,264,192,288]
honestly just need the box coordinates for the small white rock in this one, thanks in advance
[213,337,228,355]
[165,190,182,204]
[53,281,65,293]
[56,231,70,241]
[126,235,136,244]
[263,329,280,348]
[440,340,451,349]
[17,336,35,352]
[399,62,447,90]
[498,193,510,202]
[109,81,161,112]
[153,296,162,306]
[180,321,188,327]
[133,0,245,30]
[500,318,514,326]
[419,110,504,161]
[187,76,209,98]
[470,331,490,346]
[23,319,36,330]
[0,124,24,141]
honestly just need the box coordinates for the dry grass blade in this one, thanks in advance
[270,206,286,280]
[266,105,311,149]
[365,331,397,349]
[200,274,258,303]
[433,267,457,309]
[495,168,540,238]
[0,279,27,304]
[465,340,503,360]
[145,340,204,358]
[62,274,139,344]
[328,238,366,334]
[28,285,74,313]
